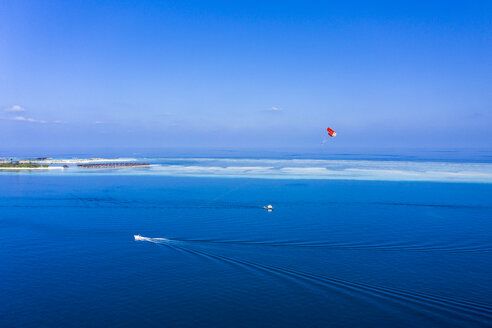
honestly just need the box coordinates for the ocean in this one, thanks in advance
[1,150,492,327]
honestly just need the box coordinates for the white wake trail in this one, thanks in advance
[134,234,170,243]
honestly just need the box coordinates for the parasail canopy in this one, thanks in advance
[327,127,337,137]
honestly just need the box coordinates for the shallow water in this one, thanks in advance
[3,157,492,183]
[1,173,492,327]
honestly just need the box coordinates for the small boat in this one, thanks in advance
[263,205,274,211]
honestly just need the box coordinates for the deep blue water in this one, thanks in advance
[1,174,492,327]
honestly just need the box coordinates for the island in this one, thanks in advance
[30,158,137,164]
[0,162,55,170]
[0,158,69,170]
[0,157,149,170]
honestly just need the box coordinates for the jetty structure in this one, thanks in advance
[77,162,150,168]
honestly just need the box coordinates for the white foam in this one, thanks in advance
[134,235,170,243]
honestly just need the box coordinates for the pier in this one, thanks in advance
[77,162,150,168]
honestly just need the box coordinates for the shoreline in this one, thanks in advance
[31,158,137,164]
[0,167,65,170]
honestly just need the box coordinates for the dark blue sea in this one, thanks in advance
[2,150,492,327]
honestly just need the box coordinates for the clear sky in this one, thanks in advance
[1,0,491,151]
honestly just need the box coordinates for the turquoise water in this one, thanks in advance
[1,154,492,327]
[3,157,492,183]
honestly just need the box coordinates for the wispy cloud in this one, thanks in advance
[10,116,47,123]
[1,105,64,124]
[4,105,25,113]
[266,106,283,112]
[94,121,104,124]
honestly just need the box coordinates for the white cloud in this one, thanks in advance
[4,105,25,113]
[53,120,67,124]
[1,105,58,123]
[266,106,283,111]
[10,116,47,124]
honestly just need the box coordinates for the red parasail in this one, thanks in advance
[327,127,337,137]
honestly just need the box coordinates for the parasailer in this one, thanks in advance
[321,127,337,145]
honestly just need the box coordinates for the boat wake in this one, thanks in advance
[135,234,492,326]
[134,235,492,254]
[134,234,170,243]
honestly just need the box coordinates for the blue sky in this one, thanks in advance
[1,0,491,150]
